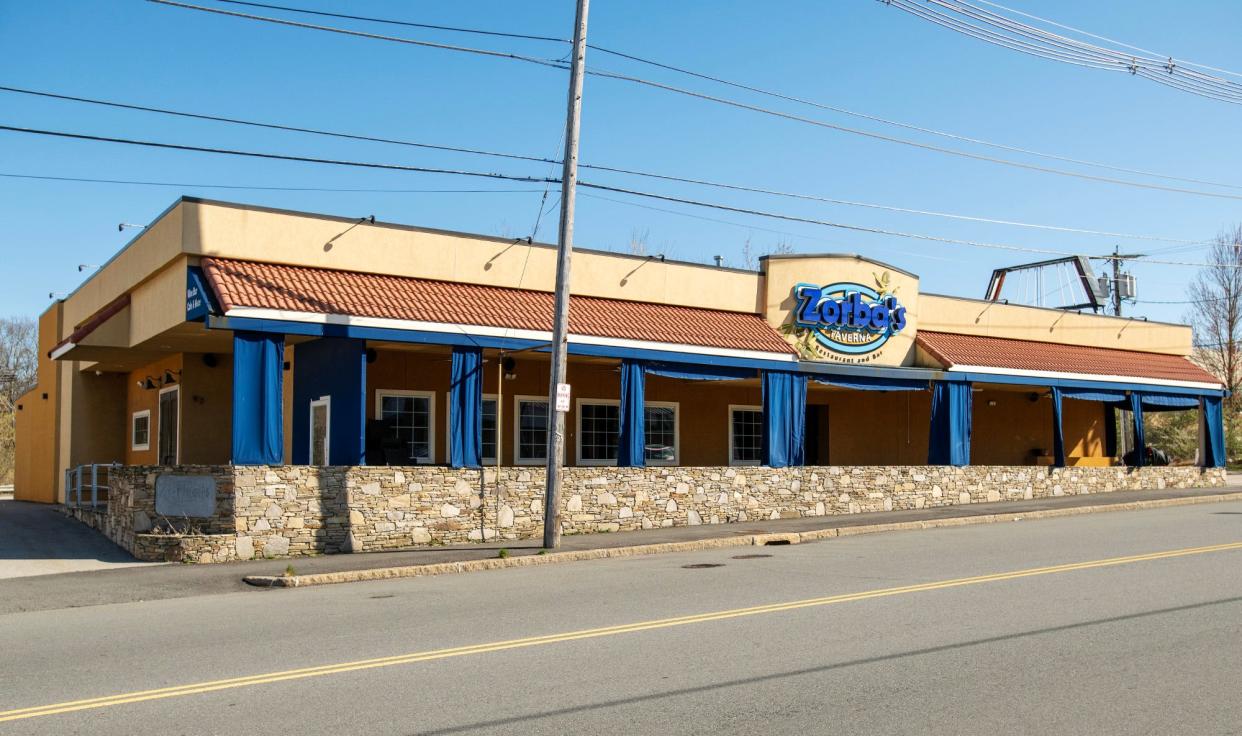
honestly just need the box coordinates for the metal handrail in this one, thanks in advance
[63,463,121,509]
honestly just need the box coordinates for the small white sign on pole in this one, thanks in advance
[555,382,572,412]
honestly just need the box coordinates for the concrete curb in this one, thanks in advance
[243,490,1242,589]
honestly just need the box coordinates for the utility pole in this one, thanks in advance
[543,0,590,550]
[1111,246,1124,317]
[1102,246,1143,317]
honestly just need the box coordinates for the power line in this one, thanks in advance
[147,0,568,70]
[0,85,557,167]
[972,0,1242,80]
[0,172,543,194]
[5,122,1235,270]
[3,85,1210,244]
[0,125,557,185]
[884,0,1242,104]
[147,0,1242,201]
[214,0,567,43]
[178,0,1242,192]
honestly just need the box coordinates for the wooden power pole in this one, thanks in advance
[543,0,590,549]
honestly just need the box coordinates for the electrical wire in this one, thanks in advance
[884,0,1242,104]
[2,85,1210,244]
[0,125,557,185]
[179,0,1242,192]
[0,172,544,194]
[973,0,1242,80]
[4,123,1237,269]
[147,0,1242,200]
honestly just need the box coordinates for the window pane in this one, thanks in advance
[732,409,762,463]
[481,399,497,461]
[133,416,149,447]
[379,394,431,462]
[518,400,548,461]
[311,403,329,465]
[580,403,619,462]
[644,406,676,462]
[158,391,178,465]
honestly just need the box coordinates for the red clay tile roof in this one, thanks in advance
[916,330,1220,385]
[200,258,796,355]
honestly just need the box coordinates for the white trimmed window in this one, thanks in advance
[576,399,679,466]
[376,390,435,464]
[131,410,151,451]
[729,405,763,466]
[514,396,549,466]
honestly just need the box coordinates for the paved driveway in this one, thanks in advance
[0,500,156,579]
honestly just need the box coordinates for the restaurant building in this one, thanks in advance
[12,198,1227,559]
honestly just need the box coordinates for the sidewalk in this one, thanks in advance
[3,483,1239,614]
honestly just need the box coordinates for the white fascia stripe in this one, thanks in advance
[49,342,76,360]
[224,307,798,364]
[947,364,1222,392]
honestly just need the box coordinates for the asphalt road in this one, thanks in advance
[3,501,1242,735]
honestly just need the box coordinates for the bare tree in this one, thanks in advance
[1188,225,1242,458]
[0,316,38,484]
[627,228,650,257]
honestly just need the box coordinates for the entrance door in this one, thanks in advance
[310,396,331,466]
[158,386,180,465]
[804,405,830,465]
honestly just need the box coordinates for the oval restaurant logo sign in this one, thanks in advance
[785,272,908,361]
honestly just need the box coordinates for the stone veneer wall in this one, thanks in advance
[91,464,1226,563]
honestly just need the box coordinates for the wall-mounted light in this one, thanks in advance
[162,369,180,385]
[987,399,998,407]
[502,356,517,381]
[137,376,158,390]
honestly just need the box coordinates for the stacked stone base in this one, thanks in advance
[73,464,1227,563]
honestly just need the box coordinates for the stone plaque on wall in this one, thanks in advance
[155,474,217,518]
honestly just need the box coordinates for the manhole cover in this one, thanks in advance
[681,563,725,569]
[731,554,773,560]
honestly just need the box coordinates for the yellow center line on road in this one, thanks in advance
[4,539,1242,723]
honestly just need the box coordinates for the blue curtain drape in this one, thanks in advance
[618,359,646,467]
[1051,387,1066,468]
[232,331,285,465]
[645,361,756,381]
[1061,389,1128,403]
[1203,396,1226,468]
[928,381,972,466]
[810,374,927,391]
[762,370,807,468]
[1129,392,1146,467]
[448,346,483,468]
[1141,393,1201,411]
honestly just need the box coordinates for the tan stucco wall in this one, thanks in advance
[184,200,761,313]
[179,353,233,465]
[919,294,1192,355]
[971,389,1106,466]
[125,355,183,466]
[15,306,63,502]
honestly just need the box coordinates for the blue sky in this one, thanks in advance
[2,0,1240,324]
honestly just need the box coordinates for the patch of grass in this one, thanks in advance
[497,548,509,559]
[537,549,548,555]
[283,564,296,577]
